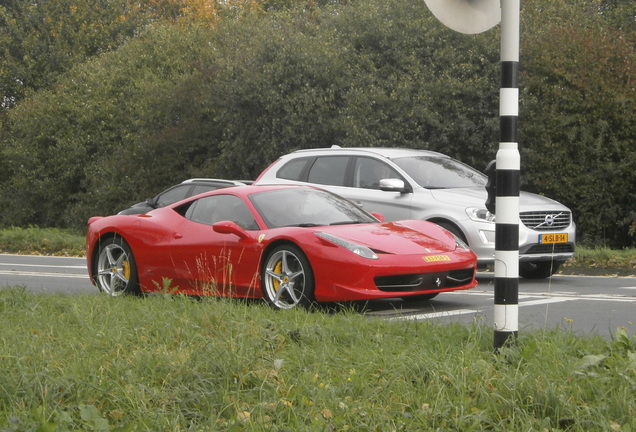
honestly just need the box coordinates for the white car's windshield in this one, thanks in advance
[250,188,378,229]
[393,156,487,189]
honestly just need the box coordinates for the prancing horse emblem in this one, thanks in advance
[435,278,441,288]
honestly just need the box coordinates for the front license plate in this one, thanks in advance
[539,233,568,244]
[423,255,451,262]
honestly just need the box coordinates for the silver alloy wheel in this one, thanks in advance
[96,243,132,296]
[263,249,307,309]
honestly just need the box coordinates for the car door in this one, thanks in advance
[341,156,413,221]
[166,194,263,297]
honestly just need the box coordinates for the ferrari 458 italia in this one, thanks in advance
[86,185,477,309]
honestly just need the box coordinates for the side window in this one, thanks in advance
[306,156,349,186]
[185,195,258,230]
[353,158,401,190]
[156,185,190,207]
[277,158,311,181]
[190,185,218,196]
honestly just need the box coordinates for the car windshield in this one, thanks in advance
[392,155,487,189]
[250,188,377,229]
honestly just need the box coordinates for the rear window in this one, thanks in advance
[277,158,311,181]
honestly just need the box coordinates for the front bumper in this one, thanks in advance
[468,220,576,265]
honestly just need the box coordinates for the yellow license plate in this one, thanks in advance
[539,233,568,244]
[423,255,451,262]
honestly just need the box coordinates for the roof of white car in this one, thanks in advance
[181,178,252,185]
[284,146,447,160]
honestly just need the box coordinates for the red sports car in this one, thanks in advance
[86,185,477,309]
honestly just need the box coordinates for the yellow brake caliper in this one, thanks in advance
[122,259,130,280]
[273,261,283,291]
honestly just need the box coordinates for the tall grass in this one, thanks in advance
[1,288,634,431]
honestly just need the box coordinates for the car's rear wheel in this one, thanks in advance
[95,236,140,296]
[519,261,563,279]
[262,244,315,309]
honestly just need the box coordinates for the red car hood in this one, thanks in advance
[318,221,457,255]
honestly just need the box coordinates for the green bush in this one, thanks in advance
[0,0,633,248]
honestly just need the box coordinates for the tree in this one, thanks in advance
[0,0,144,111]
[0,24,216,227]
[0,0,633,248]
[521,0,635,246]
[0,0,265,113]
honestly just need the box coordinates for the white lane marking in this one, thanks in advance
[0,262,85,269]
[0,253,84,259]
[384,294,630,322]
[387,309,479,321]
[0,270,86,279]
[464,289,635,302]
[517,297,574,307]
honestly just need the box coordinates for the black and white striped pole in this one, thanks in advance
[423,0,521,349]
[493,0,520,349]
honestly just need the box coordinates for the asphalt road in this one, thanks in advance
[2,253,634,338]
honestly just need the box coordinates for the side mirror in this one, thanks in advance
[371,212,385,222]
[484,160,496,214]
[145,197,158,208]
[212,220,251,240]
[379,178,408,193]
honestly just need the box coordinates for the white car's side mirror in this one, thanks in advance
[379,178,407,193]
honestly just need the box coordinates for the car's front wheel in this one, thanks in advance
[262,244,315,309]
[519,261,563,279]
[95,236,140,296]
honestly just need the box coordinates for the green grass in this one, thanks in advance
[0,226,85,256]
[562,246,636,275]
[0,288,635,431]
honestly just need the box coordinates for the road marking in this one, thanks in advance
[384,295,601,322]
[0,270,86,279]
[518,297,574,307]
[387,309,479,321]
[0,263,86,269]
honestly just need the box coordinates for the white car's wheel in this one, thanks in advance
[519,261,563,279]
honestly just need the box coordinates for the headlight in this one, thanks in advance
[315,232,378,259]
[466,207,496,223]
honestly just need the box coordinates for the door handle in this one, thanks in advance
[173,233,183,239]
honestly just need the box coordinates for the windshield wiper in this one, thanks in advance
[329,221,364,226]
[283,223,322,227]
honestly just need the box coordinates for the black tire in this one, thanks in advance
[94,236,140,296]
[402,293,440,302]
[261,244,315,309]
[436,222,468,244]
[519,261,563,279]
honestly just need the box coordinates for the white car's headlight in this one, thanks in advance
[316,232,378,259]
[466,207,496,223]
